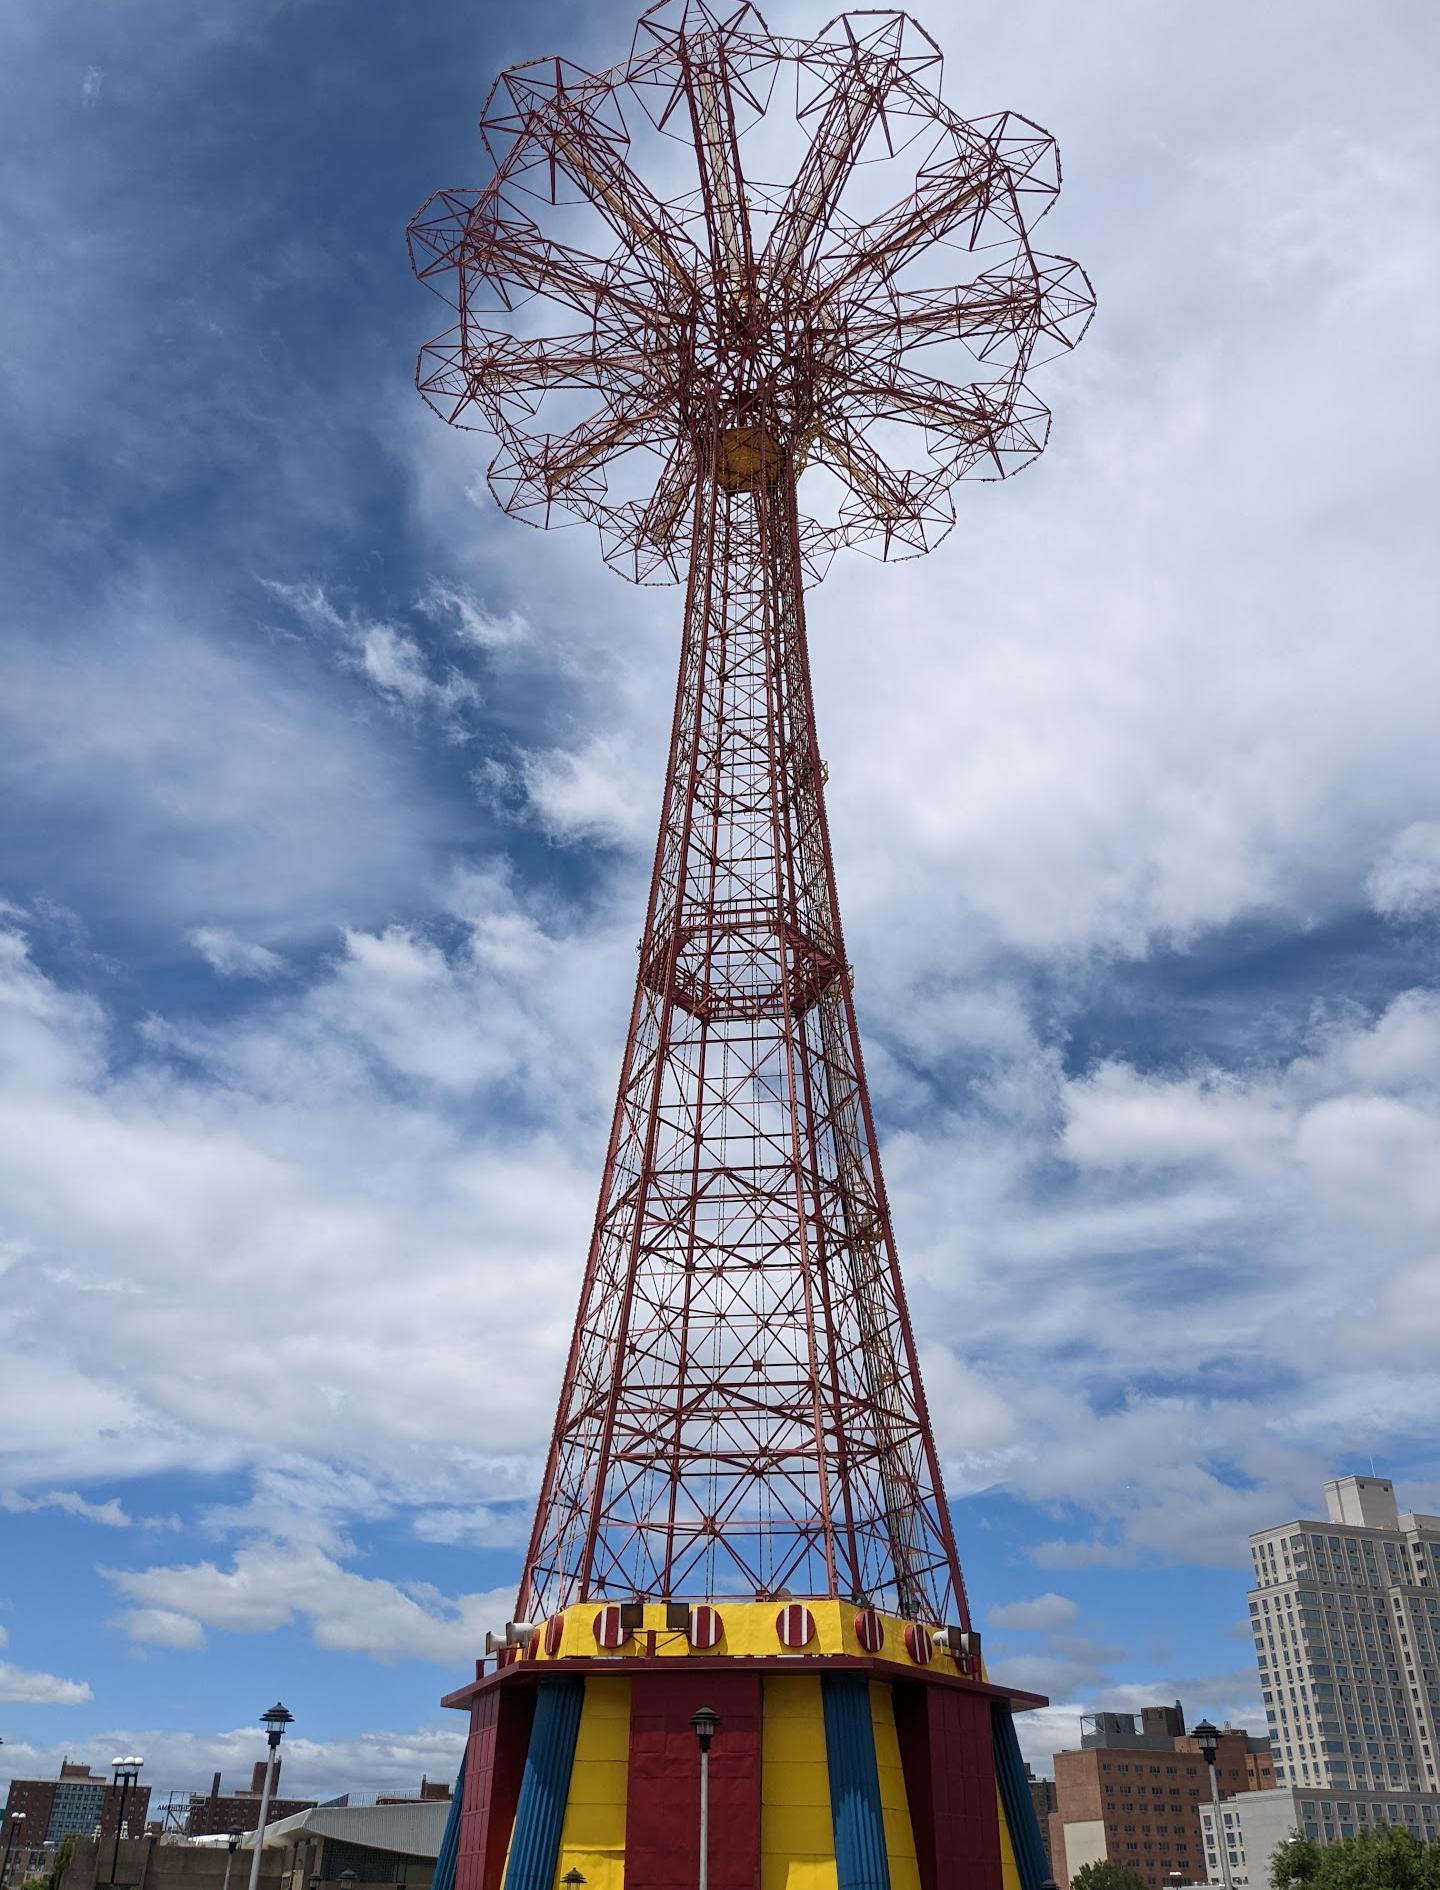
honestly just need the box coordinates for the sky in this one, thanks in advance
[1,0,1438,1807]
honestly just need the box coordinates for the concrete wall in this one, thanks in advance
[59,1838,284,1890]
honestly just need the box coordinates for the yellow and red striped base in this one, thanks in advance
[440,1601,1048,1890]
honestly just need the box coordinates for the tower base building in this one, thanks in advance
[440,1602,1048,1890]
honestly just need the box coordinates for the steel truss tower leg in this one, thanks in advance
[518,464,966,1627]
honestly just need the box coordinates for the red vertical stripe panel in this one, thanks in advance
[625,1669,762,1890]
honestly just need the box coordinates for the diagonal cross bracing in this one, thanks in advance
[518,463,963,1622]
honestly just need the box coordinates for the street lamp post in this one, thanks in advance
[245,1703,293,1890]
[1192,1720,1234,1890]
[109,1758,144,1886]
[689,1708,720,1890]
[1,1812,26,1890]
[222,1831,242,1890]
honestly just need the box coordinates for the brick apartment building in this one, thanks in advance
[3,1763,153,1853]
[1048,1704,1274,1890]
[1027,1765,1059,1872]
[181,1766,315,1838]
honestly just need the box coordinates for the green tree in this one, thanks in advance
[1070,1861,1149,1890]
[1273,1833,1326,1890]
[1271,1825,1440,1890]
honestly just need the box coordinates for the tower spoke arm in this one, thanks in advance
[813,142,1008,306]
[543,102,703,297]
[637,437,698,549]
[835,362,995,439]
[464,331,660,408]
[684,52,754,302]
[762,31,899,290]
[811,420,915,521]
[411,186,660,329]
[535,394,675,488]
[842,276,1043,356]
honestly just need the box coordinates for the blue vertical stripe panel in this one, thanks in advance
[821,1676,892,1890]
[993,1703,1050,1890]
[430,1747,466,1890]
[503,1680,584,1890]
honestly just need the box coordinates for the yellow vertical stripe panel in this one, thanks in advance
[997,1784,1023,1890]
[868,1683,921,1890]
[762,1676,839,1890]
[555,1676,631,1889]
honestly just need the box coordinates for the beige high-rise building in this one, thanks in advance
[1249,1474,1440,1796]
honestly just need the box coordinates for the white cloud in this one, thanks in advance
[419,581,530,651]
[0,1723,467,1805]
[187,928,286,980]
[115,1608,206,1650]
[0,579,447,940]
[1012,1669,1267,1773]
[1368,823,1440,922]
[0,1625,92,1706]
[519,734,659,849]
[1,1488,132,1527]
[411,1506,532,1550]
[104,1540,516,1665]
[263,582,482,741]
[0,895,619,1492]
[2,0,1439,1677]
[989,1593,1079,1632]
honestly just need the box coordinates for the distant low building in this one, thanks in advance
[1026,1764,1058,1872]
[1047,1703,1273,1890]
[255,1800,451,1890]
[4,1762,153,1864]
[174,1768,316,1839]
[1199,1784,1440,1887]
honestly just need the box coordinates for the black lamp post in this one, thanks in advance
[2,1812,27,1889]
[109,1757,144,1886]
[245,1703,294,1890]
[1191,1721,1232,1890]
[689,1707,720,1890]
[222,1830,242,1890]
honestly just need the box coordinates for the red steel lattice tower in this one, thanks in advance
[409,1,1091,1631]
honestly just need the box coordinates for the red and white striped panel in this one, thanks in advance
[592,1604,630,1649]
[854,1609,885,1653]
[543,1613,565,1657]
[903,1622,934,1667]
[776,1603,817,1649]
[687,1605,724,1650]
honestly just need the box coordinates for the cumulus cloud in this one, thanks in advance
[0,1724,467,1803]
[104,1539,516,1664]
[1,1487,132,1526]
[187,928,286,980]
[1014,1670,1267,1774]
[3,0,1439,1716]
[519,734,659,848]
[114,1608,206,1651]
[263,581,482,741]
[0,1628,92,1705]
[990,1593,1079,1632]
[1368,823,1440,922]
[0,582,447,939]
[0,895,622,1492]
[419,581,529,652]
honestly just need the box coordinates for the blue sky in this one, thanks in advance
[2,0,1439,1802]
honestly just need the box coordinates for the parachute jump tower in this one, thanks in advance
[409,5,1091,1885]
